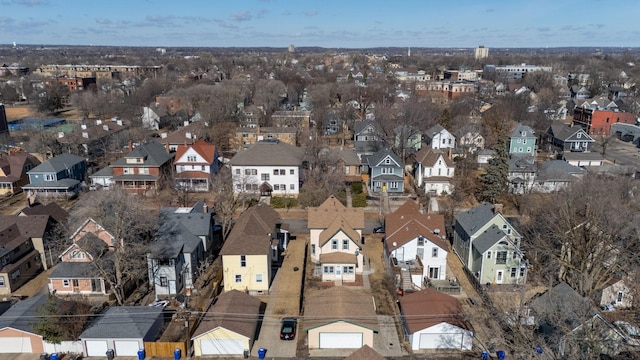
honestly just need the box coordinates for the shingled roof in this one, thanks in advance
[230,141,304,166]
[399,288,472,333]
[307,195,364,230]
[191,290,263,339]
[385,200,447,250]
[304,287,378,332]
[220,204,279,256]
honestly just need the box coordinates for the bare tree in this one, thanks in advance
[211,168,253,239]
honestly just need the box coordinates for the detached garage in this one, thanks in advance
[399,289,473,351]
[0,294,47,354]
[191,290,263,357]
[80,306,164,357]
[305,287,378,350]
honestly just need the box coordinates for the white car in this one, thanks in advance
[614,321,640,346]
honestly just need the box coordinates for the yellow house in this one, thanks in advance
[191,290,263,356]
[305,287,378,350]
[220,204,282,295]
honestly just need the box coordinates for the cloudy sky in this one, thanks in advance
[2,0,640,48]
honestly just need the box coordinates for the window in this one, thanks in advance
[240,255,246,267]
[384,158,391,164]
[290,184,295,190]
[256,274,263,283]
[523,139,527,144]
[290,169,295,175]
[273,169,279,175]
[417,248,424,259]
[280,169,285,175]
[345,266,355,274]
[331,240,338,250]
[201,165,206,171]
[245,169,251,175]
[10,270,19,281]
[323,266,334,274]
[235,274,242,283]
[487,251,492,259]
[70,250,85,259]
[417,237,424,246]
[160,277,168,287]
[577,132,582,139]
[496,251,508,264]
[432,248,438,257]
[311,244,316,255]
[45,174,54,181]
[139,167,149,175]
[342,239,349,250]
[513,251,518,259]
[187,155,197,162]
[519,267,526,277]
[261,173,270,181]
[123,167,134,174]
[617,291,624,303]
[345,166,350,174]
[510,267,517,278]
[0,276,4,287]
[235,169,241,175]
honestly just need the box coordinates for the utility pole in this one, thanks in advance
[184,311,191,358]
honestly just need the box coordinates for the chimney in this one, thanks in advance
[183,121,190,127]
[116,119,123,126]
[96,119,102,125]
[128,140,133,152]
[493,203,503,214]
[203,201,208,213]
[165,142,169,153]
[81,124,87,130]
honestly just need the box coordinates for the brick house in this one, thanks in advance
[573,107,637,136]
[109,142,174,194]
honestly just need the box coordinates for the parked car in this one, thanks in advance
[280,318,297,340]
[615,321,640,346]
[373,226,385,233]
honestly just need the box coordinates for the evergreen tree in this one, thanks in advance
[33,295,63,344]
[479,137,509,203]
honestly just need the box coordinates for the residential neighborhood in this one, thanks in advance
[0,38,640,360]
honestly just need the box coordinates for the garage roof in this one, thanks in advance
[191,290,263,340]
[304,287,378,332]
[80,306,163,340]
[399,289,472,333]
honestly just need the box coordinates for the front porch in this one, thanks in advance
[175,171,210,192]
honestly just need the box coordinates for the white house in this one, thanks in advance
[460,131,485,153]
[141,106,161,130]
[413,147,455,195]
[399,289,473,351]
[229,140,305,197]
[424,124,456,150]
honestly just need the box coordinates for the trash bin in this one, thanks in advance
[39,354,49,360]
[50,354,58,360]
[497,349,506,360]
[243,349,249,358]
[481,351,489,360]
[173,348,181,360]
[106,349,115,360]
[137,348,145,360]
[257,348,267,360]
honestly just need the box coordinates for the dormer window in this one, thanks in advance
[385,158,391,165]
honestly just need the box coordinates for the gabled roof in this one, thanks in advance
[49,260,101,279]
[537,160,584,182]
[0,152,40,182]
[110,142,173,168]
[353,120,380,136]
[220,204,279,256]
[80,306,163,339]
[0,223,30,260]
[174,139,217,165]
[414,146,453,167]
[19,202,68,224]
[509,123,535,138]
[366,148,402,168]
[60,233,108,260]
[191,290,263,339]
[0,294,47,334]
[399,289,471,333]
[455,203,498,236]
[472,224,509,255]
[0,215,49,241]
[548,123,593,142]
[529,282,597,332]
[307,195,364,230]
[304,287,378,332]
[385,200,447,250]
[27,153,84,174]
[424,124,453,140]
[229,141,304,167]
[344,345,385,360]
[508,157,537,173]
[319,215,361,247]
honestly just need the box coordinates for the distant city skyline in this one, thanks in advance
[2,0,640,49]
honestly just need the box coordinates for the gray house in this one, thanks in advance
[147,200,215,296]
[363,148,404,193]
[545,123,594,153]
[508,157,537,194]
[80,306,164,357]
[353,120,385,158]
[23,153,86,198]
[452,203,527,285]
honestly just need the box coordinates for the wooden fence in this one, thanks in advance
[144,341,186,357]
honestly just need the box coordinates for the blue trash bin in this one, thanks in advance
[50,354,58,360]
[481,350,489,360]
[497,349,506,360]
[137,349,145,360]
[174,348,181,360]
[258,348,267,360]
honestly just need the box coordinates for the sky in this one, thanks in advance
[2,0,640,49]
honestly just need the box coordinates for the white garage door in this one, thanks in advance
[0,337,32,353]
[419,333,463,349]
[319,332,362,349]
[115,340,141,356]
[200,338,245,355]
[85,340,109,357]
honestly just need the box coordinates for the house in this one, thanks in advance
[220,204,287,295]
[0,294,48,354]
[508,123,536,157]
[413,147,455,195]
[364,148,404,193]
[316,216,363,284]
[0,214,50,270]
[452,203,527,285]
[424,124,456,150]
[529,282,624,358]
[320,148,362,183]
[158,121,209,152]
[173,139,221,192]
[230,140,305,197]
[562,152,604,167]
[353,120,385,158]
[270,110,311,128]
[57,119,128,157]
[459,131,485,153]
[0,152,40,196]
[394,125,422,154]
[384,200,448,290]
[23,153,86,199]
[18,201,68,226]
[508,157,537,194]
[0,221,46,295]
[399,289,473,351]
[477,149,495,166]
[80,306,164,357]
[109,142,174,195]
[598,276,633,310]
[147,201,214,296]
[304,287,379,350]
[191,290,263,356]
[88,167,113,188]
[232,126,298,150]
[48,217,116,296]
[545,123,595,153]
[308,195,365,266]
[532,160,584,193]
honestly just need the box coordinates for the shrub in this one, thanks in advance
[270,196,298,209]
[351,182,363,194]
[352,192,368,207]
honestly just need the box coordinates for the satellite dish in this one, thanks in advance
[434,228,441,235]
[392,242,397,247]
